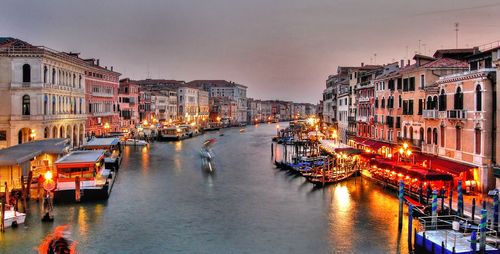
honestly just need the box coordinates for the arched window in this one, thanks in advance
[403,126,407,138]
[433,96,438,110]
[43,66,48,83]
[73,98,77,114]
[79,98,82,114]
[22,95,30,115]
[44,95,48,115]
[439,89,447,111]
[426,96,432,109]
[440,126,445,147]
[22,64,31,83]
[475,128,481,154]
[44,127,49,138]
[79,75,82,88]
[52,96,56,114]
[426,128,432,144]
[409,126,413,140]
[476,85,482,111]
[73,74,76,87]
[454,87,463,110]
[433,128,438,145]
[52,68,56,84]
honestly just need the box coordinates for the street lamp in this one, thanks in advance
[398,142,412,163]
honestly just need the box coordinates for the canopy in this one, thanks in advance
[371,158,453,181]
[414,153,475,176]
[0,139,69,166]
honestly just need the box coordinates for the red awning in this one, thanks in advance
[364,140,391,150]
[414,153,476,176]
[370,158,453,181]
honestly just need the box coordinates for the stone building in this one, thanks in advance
[0,38,87,148]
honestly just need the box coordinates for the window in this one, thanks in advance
[475,128,481,154]
[397,78,402,90]
[420,75,425,89]
[433,96,438,110]
[476,85,482,111]
[403,78,409,91]
[455,126,461,150]
[427,128,432,144]
[439,89,447,111]
[44,127,49,138]
[22,64,31,82]
[52,68,56,84]
[52,96,56,114]
[398,95,402,108]
[418,99,423,115]
[409,77,415,91]
[0,131,6,141]
[44,66,48,83]
[381,97,385,108]
[44,95,48,115]
[433,128,438,145]
[454,87,463,110]
[22,95,30,115]
[440,126,445,147]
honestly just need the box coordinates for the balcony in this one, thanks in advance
[421,143,438,155]
[358,97,370,102]
[357,116,368,122]
[93,112,116,117]
[11,114,87,121]
[447,110,467,119]
[92,91,114,98]
[397,137,423,149]
[348,116,356,123]
[423,110,439,119]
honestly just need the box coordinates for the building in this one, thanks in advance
[209,96,237,125]
[188,80,248,124]
[197,89,209,126]
[151,89,177,123]
[177,86,199,122]
[81,58,121,137]
[0,38,87,148]
[118,78,140,131]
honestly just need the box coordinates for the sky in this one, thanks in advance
[1,0,500,103]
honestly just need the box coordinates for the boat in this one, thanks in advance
[82,137,123,171]
[123,139,149,146]
[2,206,25,228]
[53,150,115,203]
[200,139,216,173]
[203,123,221,131]
[159,126,189,141]
[239,128,245,133]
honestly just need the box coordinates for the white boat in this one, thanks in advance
[123,139,149,146]
[3,206,26,228]
[159,126,190,140]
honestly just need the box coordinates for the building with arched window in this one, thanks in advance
[0,37,87,149]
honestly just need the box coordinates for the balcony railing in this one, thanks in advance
[397,137,423,148]
[421,143,439,155]
[423,109,439,119]
[91,91,114,98]
[348,116,356,123]
[447,110,467,119]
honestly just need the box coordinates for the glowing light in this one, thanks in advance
[44,170,53,181]
[104,122,110,129]
[399,148,404,155]
[276,124,280,129]
[406,150,412,156]
[29,129,36,139]
[403,143,408,149]
[143,120,148,125]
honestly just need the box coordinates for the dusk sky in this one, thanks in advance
[1,0,500,103]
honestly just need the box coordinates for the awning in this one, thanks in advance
[414,153,476,176]
[334,148,363,155]
[364,140,391,150]
[371,158,453,181]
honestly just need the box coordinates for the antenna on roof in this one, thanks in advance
[455,22,459,48]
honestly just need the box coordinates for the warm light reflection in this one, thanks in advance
[77,206,89,237]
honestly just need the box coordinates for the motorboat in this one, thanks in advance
[3,206,26,228]
[123,139,149,146]
[53,150,115,203]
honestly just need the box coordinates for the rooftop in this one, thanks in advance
[0,139,70,166]
[56,150,105,164]
[82,138,120,148]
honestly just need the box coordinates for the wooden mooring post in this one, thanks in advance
[398,180,404,230]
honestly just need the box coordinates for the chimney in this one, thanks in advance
[400,59,404,68]
[361,62,364,67]
[407,59,410,66]
[111,66,113,71]
[96,59,100,66]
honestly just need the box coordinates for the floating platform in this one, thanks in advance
[415,230,500,254]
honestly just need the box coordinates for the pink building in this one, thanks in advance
[83,59,120,136]
[118,78,140,131]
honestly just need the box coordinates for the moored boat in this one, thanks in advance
[123,139,149,146]
[53,150,115,203]
[159,126,189,141]
[2,206,26,228]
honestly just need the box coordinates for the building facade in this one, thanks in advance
[118,78,140,131]
[0,38,87,148]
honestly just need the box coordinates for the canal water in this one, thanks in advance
[0,123,410,253]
